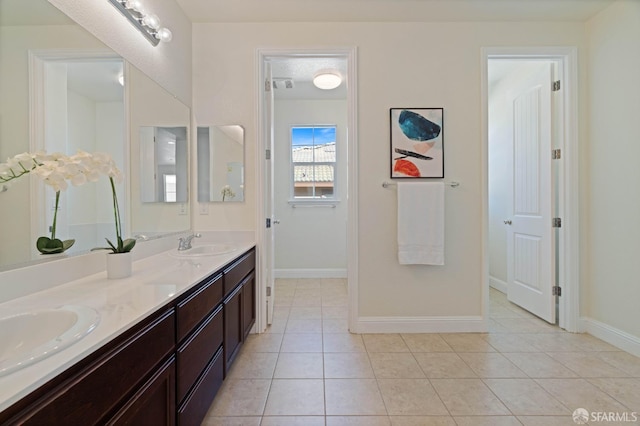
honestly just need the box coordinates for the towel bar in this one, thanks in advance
[382,181,459,189]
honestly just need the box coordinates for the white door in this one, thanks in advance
[506,63,556,323]
[264,61,276,325]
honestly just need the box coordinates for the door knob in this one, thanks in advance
[503,220,512,225]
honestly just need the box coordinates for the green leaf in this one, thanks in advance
[62,239,75,250]
[36,236,64,254]
[105,238,117,253]
[121,238,136,253]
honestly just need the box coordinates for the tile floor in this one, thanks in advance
[202,279,640,425]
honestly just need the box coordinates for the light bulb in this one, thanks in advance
[126,0,145,14]
[157,27,172,42]
[142,14,160,30]
[313,73,342,90]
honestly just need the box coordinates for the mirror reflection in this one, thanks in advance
[140,126,188,203]
[197,125,245,202]
[0,0,191,271]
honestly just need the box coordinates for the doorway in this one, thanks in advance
[482,47,579,332]
[256,48,359,333]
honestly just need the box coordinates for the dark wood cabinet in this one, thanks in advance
[0,247,256,426]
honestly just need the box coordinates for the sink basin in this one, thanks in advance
[170,244,237,258]
[0,305,100,376]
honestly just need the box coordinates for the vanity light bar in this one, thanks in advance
[108,0,172,46]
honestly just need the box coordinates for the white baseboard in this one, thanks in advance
[275,268,347,279]
[352,316,487,334]
[581,317,640,357]
[489,276,508,293]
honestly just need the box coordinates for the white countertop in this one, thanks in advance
[0,240,256,413]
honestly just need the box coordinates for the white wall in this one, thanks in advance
[585,0,640,341]
[193,21,587,323]
[274,99,348,273]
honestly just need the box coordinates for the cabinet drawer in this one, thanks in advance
[15,309,175,426]
[176,305,223,402]
[223,250,255,296]
[176,273,223,342]
[177,346,224,426]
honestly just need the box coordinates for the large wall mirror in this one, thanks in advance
[197,125,245,203]
[0,0,191,271]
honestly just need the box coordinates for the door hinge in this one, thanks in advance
[552,286,562,296]
[265,149,271,160]
[552,217,562,228]
[552,149,561,159]
[266,218,271,228]
[266,286,272,297]
[553,80,561,91]
[265,79,272,92]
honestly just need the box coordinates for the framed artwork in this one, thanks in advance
[390,108,444,178]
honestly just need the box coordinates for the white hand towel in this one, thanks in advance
[397,181,445,265]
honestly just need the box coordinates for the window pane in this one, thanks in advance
[291,126,337,199]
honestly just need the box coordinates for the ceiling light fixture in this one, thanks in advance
[108,0,172,46]
[313,72,342,90]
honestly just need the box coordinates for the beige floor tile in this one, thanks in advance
[275,288,296,298]
[325,379,387,415]
[322,286,348,297]
[264,320,287,334]
[274,296,294,306]
[563,333,620,352]
[242,333,284,353]
[326,416,392,426]
[260,416,325,426]
[490,305,528,319]
[413,353,477,378]
[207,379,271,416]
[324,352,375,378]
[321,278,347,287]
[280,333,323,352]
[291,295,322,307]
[536,378,630,414]
[487,319,512,333]
[263,379,325,416]
[324,333,366,352]
[285,319,323,333]
[596,351,640,377]
[453,416,523,426]
[324,318,349,333]
[377,378,448,415]
[369,353,425,378]
[226,352,278,379]
[389,416,456,426]
[546,352,629,377]
[296,278,322,288]
[439,333,496,352]
[520,334,583,352]
[401,334,453,352]
[363,334,410,352]
[588,378,640,411]
[323,306,349,319]
[517,416,579,426]
[322,293,349,306]
[430,378,510,416]
[288,306,322,320]
[294,287,322,298]
[482,333,539,353]
[458,353,527,378]
[272,306,291,320]
[201,416,262,426]
[273,352,324,378]
[484,378,569,415]
[502,352,578,378]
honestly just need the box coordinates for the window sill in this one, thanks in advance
[288,199,340,208]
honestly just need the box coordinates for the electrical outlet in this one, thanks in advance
[178,203,187,215]
[199,203,209,215]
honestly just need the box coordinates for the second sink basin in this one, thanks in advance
[170,244,237,258]
[0,305,100,377]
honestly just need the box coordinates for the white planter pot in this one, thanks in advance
[106,252,132,279]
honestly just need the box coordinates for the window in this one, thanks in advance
[164,174,177,202]
[291,126,337,199]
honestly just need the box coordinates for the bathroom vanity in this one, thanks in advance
[0,244,256,426]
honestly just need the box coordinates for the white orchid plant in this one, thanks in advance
[221,184,236,202]
[0,150,134,254]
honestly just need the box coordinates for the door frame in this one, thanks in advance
[481,47,580,332]
[255,47,359,333]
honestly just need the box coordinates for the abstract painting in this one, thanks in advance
[390,108,444,178]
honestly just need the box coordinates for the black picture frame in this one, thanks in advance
[390,108,444,178]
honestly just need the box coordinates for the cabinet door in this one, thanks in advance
[241,271,256,339]
[108,356,176,426]
[223,284,243,370]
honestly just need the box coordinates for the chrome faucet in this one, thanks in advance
[178,233,201,251]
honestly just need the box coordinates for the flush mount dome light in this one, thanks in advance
[313,72,342,90]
